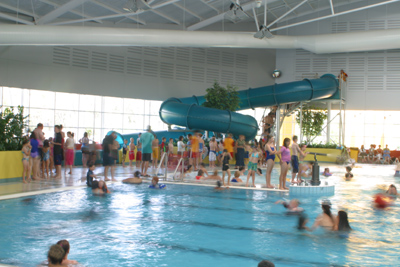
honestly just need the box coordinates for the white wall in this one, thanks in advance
[0,45,276,101]
[275,1,400,110]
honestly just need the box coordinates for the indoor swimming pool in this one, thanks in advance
[0,165,399,267]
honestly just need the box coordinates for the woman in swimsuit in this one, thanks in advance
[221,149,233,186]
[246,145,260,187]
[264,135,276,188]
[21,139,31,183]
[309,200,336,231]
[276,138,291,190]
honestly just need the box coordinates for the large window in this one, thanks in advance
[0,86,167,143]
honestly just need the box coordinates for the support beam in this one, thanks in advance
[0,12,34,25]
[188,1,259,31]
[271,0,400,32]
[36,0,90,25]
[151,10,180,25]
[326,102,331,144]
[48,0,181,26]
[299,102,303,144]
[267,0,307,28]
[200,0,220,14]
[329,0,335,14]
[173,3,203,20]
[90,0,145,25]
[38,0,102,24]
[0,3,36,19]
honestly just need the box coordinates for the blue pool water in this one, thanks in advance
[0,165,400,266]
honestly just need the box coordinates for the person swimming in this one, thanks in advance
[196,169,205,180]
[149,176,166,189]
[334,210,351,232]
[386,184,398,196]
[56,240,78,265]
[122,170,142,184]
[275,199,304,213]
[308,200,336,231]
[47,244,65,267]
[345,166,353,180]
[214,180,228,190]
[322,168,332,177]
[92,180,110,195]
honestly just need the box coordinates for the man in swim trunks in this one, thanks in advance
[209,137,217,168]
[140,126,154,177]
[291,135,306,184]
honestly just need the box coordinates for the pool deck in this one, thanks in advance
[0,165,292,200]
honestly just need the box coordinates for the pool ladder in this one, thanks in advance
[154,152,168,181]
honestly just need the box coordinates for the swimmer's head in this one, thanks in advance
[152,176,159,185]
[134,171,141,178]
[47,244,65,264]
[290,199,300,207]
[56,239,70,254]
[197,170,204,176]
[258,260,275,267]
[43,140,50,148]
[346,166,352,172]
[345,173,352,179]
[91,180,99,190]
[324,168,330,172]
[213,170,219,176]
[216,181,222,188]
[239,166,245,172]
[234,171,240,178]
[98,180,105,188]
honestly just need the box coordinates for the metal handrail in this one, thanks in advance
[155,152,168,180]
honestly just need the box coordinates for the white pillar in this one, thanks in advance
[275,105,281,150]
[299,102,303,144]
[327,102,331,144]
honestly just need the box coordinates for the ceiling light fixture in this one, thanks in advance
[123,0,152,13]
[253,0,274,39]
[224,1,249,23]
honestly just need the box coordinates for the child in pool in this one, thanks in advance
[386,184,398,196]
[231,171,243,183]
[275,199,304,213]
[86,163,97,187]
[214,180,228,191]
[205,170,222,181]
[92,180,110,195]
[21,139,31,183]
[179,165,193,180]
[199,163,209,177]
[149,176,166,189]
[345,166,353,180]
[196,169,205,180]
[47,244,65,267]
[322,168,332,177]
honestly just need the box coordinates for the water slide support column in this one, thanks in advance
[299,102,303,144]
[327,102,331,144]
[276,105,281,151]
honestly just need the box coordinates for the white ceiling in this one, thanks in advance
[0,0,396,31]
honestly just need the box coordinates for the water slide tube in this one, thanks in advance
[159,74,339,140]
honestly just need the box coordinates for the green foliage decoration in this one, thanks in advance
[202,82,240,111]
[295,106,328,143]
[304,142,338,149]
[0,106,29,151]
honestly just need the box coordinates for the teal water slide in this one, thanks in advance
[159,74,339,140]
